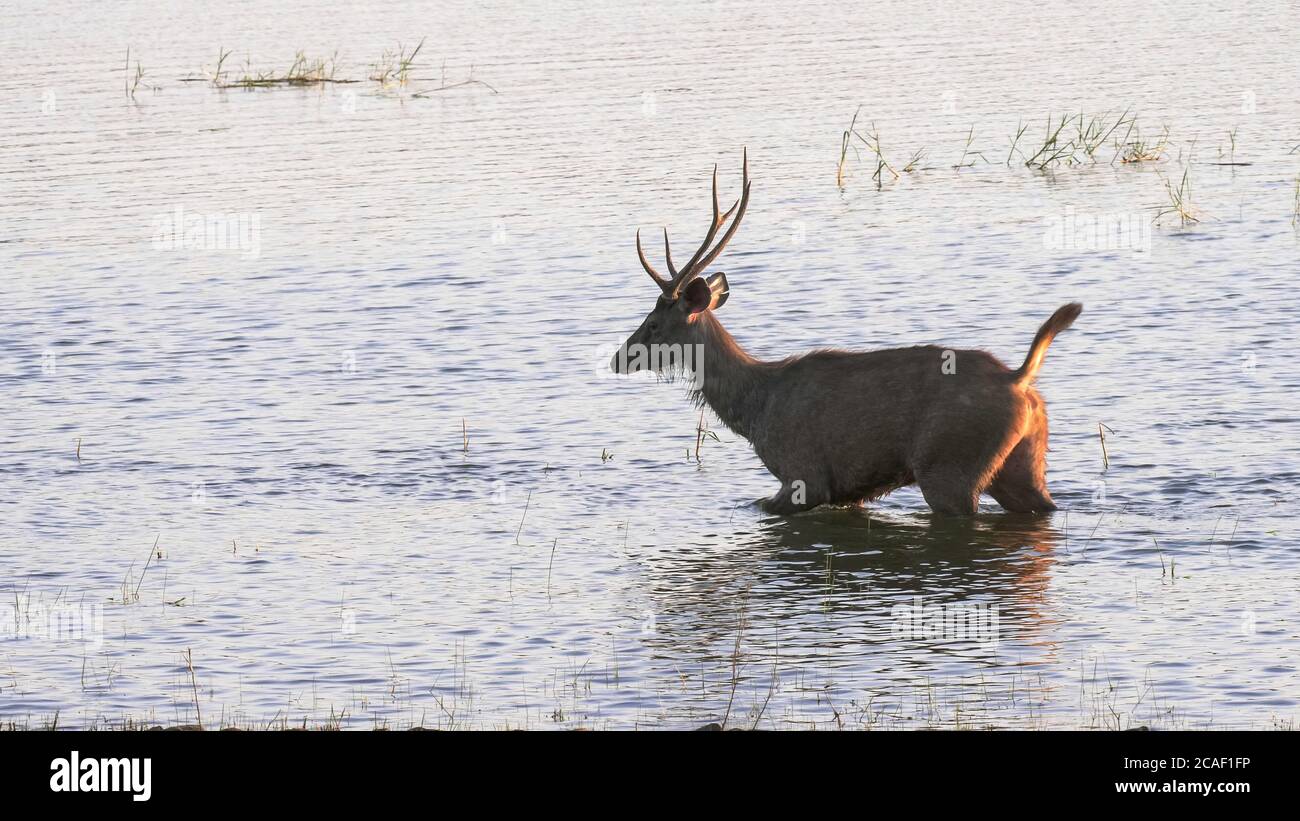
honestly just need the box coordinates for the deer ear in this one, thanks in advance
[683,273,729,315]
[705,271,729,310]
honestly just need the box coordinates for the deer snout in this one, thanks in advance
[611,342,647,374]
[610,346,635,374]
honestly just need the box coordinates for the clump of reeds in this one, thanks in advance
[217,50,355,88]
[1153,168,1199,225]
[1078,108,1133,158]
[1007,110,1137,168]
[1118,123,1169,163]
[902,147,927,173]
[836,107,901,189]
[1022,113,1078,169]
[370,38,425,86]
[840,107,1152,178]
[862,124,898,188]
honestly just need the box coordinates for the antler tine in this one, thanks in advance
[678,148,749,286]
[636,229,671,292]
[662,228,678,278]
[674,164,737,287]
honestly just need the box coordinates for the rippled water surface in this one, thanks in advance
[2,1,1299,729]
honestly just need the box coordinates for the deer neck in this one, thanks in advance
[690,313,770,439]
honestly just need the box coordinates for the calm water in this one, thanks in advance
[2,1,1298,729]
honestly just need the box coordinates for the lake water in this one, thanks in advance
[2,0,1298,729]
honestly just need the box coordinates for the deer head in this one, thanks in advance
[609,150,750,376]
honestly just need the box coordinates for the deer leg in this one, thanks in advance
[914,435,1020,516]
[916,471,982,516]
[760,479,824,515]
[987,425,1057,514]
[913,397,1031,516]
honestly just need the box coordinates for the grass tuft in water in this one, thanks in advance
[1022,113,1076,169]
[370,38,425,86]
[1118,123,1169,163]
[1153,168,1200,226]
[953,125,987,168]
[216,50,356,88]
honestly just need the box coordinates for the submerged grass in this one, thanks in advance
[1006,121,1028,165]
[836,106,862,187]
[901,147,927,173]
[215,50,354,88]
[842,109,1146,180]
[834,106,1299,224]
[1119,123,1170,164]
[1019,110,1137,168]
[1022,113,1077,169]
[953,125,987,169]
[1153,168,1200,226]
[183,41,493,94]
[369,38,425,86]
[172,41,496,94]
[123,48,155,99]
[836,108,900,189]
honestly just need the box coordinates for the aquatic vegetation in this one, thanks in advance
[1020,110,1136,168]
[1077,108,1132,158]
[1021,113,1076,169]
[1118,123,1169,163]
[217,50,353,88]
[902,146,927,173]
[843,109,1142,180]
[953,125,987,168]
[409,63,499,96]
[369,38,425,86]
[1153,168,1199,226]
[176,42,496,95]
[123,47,155,98]
[1292,174,1299,227]
[830,107,1300,223]
[1006,120,1030,165]
[837,107,899,189]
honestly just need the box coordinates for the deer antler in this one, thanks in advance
[635,229,670,292]
[636,149,751,298]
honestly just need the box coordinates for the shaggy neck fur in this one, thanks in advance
[689,313,773,439]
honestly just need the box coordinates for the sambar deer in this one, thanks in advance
[610,151,1081,515]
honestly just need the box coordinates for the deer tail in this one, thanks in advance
[1012,302,1082,386]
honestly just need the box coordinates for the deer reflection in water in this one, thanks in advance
[636,510,1065,672]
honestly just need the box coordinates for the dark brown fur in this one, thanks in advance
[613,285,1081,516]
